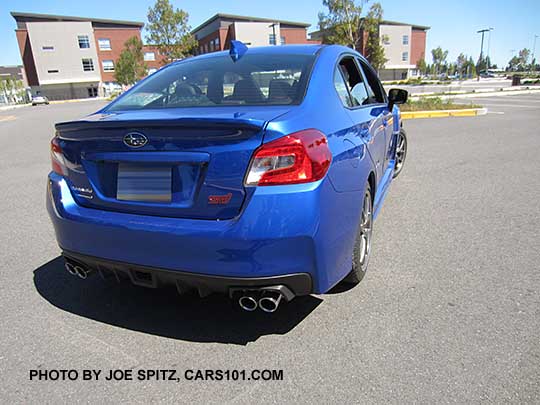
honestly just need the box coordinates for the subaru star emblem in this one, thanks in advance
[123,132,148,148]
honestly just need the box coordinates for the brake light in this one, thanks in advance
[245,129,332,186]
[50,137,67,176]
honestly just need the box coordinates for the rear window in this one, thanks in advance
[107,53,316,111]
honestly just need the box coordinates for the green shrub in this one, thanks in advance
[400,97,481,112]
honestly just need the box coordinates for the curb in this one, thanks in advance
[0,97,107,111]
[401,108,487,120]
[49,97,107,105]
[410,88,540,100]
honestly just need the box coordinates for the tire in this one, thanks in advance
[343,183,373,284]
[393,128,407,178]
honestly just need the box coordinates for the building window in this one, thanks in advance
[269,34,276,45]
[82,58,94,71]
[280,36,286,45]
[209,41,214,52]
[47,69,59,73]
[402,51,409,62]
[382,35,390,45]
[144,52,156,61]
[78,35,90,49]
[102,60,114,72]
[98,38,111,50]
[214,38,220,50]
[402,35,409,45]
[42,46,54,51]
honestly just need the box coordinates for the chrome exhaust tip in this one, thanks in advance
[238,294,258,312]
[258,292,283,313]
[74,265,90,279]
[65,262,77,276]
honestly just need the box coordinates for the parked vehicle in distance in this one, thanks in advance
[32,95,49,106]
[47,43,408,312]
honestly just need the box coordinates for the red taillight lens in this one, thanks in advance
[245,129,332,186]
[50,137,66,175]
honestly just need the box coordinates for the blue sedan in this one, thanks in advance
[47,43,408,312]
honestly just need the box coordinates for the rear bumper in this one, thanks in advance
[47,172,345,294]
[64,250,312,296]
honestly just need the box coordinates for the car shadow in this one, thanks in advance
[33,256,323,345]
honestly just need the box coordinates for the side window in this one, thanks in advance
[338,57,369,106]
[334,69,352,107]
[358,59,385,104]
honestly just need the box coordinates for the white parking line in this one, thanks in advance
[480,103,540,108]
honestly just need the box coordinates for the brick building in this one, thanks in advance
[191,13,320,55]
[11,12,164,100]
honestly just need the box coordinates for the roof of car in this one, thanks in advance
[182,44,325,62]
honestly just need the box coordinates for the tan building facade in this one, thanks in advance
[192,13,320,55]
[11,12,164,100]
[378,21,429,81]
[310,19,429,81]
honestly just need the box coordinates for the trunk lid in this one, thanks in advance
[55,106,290,219]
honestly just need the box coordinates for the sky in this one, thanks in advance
[1,0,539,68]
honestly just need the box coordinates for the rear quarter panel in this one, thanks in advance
[263,46,376,291]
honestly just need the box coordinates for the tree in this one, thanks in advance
[456,53,467,77]
[466,56,477,77]
[146,0,197,64]
[476,56,487,74]
[506,48,531,71]
[447,63,456,76]
[431,47,448,75]
[416,58,427,75]
[318,0,387,69]
[318,0,364,49]
[363,2,387,70]
[114,36,147,86]
[518,48,530,65]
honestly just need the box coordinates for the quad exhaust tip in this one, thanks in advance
[65,259,91,279]
[238,293,258,312]
[258,292,282,313]
[65,262,77,276]
[74,265,90,279]
[236,286,292,312]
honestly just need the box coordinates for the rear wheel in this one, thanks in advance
[344,184,373,284]
[393,128,407,178]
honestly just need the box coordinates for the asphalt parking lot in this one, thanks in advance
[1,97,539,403]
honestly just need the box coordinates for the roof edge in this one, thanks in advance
[191,13,311,34]
[10,11,144,27]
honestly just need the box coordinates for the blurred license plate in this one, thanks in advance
[117,164,172,203]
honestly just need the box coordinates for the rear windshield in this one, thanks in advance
[107,53,316,111]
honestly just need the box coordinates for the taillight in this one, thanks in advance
[50,137,67,176]
[245,129,332,186]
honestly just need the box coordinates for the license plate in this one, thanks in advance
[117,164,172,203]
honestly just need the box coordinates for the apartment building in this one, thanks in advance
[192,13,320,54]
[11,12,164,100]
[377,21,429,80]
[311,20,429,80]
[0,65,29,105]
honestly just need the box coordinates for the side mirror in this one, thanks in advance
[388,88,408,109]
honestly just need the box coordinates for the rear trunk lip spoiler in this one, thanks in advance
[55,118,265,133]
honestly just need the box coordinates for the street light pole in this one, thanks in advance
[269,23,278,45]
[486,28,494,69]
[477,28,490,80]
[532,34,538,71]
